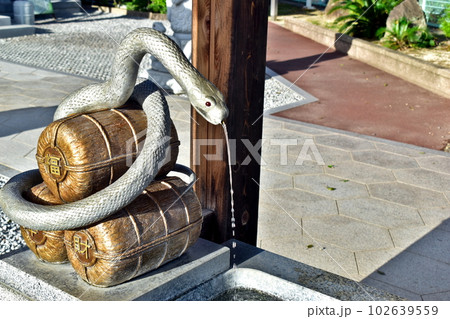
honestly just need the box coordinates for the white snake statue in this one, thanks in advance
[0,28,228,231]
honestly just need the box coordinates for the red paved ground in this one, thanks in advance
[266,22,450,151]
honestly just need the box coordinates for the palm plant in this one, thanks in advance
[328,0,401,39]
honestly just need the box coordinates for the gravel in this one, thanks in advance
[0,10,305,110]
[0,10,305,255]
[0,176,26,256]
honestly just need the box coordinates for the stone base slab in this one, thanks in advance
[0,238,229,300]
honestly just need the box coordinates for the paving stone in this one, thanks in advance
[394,168,450,192]
[40,76,94,87]
[2,73,44,82]
[259,236,360,280]
[437,219,450,233]
[262,140,309,161]
[355,248,403,277]
[375,142,432,157]
[406,229,450,264]
[0,125,18,139]
[352,150,418,169]
[12,128,44,148]
[294,174,369,200]
[415,155,450,174]
[264,131,309,147]
[263,117,283,130]
[259,188,338,218]
[262,140,326,167]
[32,69,68,78]
[0,95,37,108]
[302,215,393,251]
[368,182,449,208]
[28,99,59,108]
[263,157,324,176]
[257,203,303,241]
[0,139,36,172]
[0,62,36,74]
[315,144,352,164]
[0,107,54,131]
[337,198,423,229]
[0,86,30,96]
[362,277,421,301]
[389,225,434,248]
[325,161,395,184]
[366,251,450,296]
[314,134,376,151]
[283,122,330,136]
[10,80,62,92]
[260,168,293,190]
[422,291,450,301]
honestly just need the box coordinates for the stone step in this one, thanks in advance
[0,14,11,25]
[0,24,34,38]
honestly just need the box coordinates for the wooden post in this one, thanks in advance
[191,0,268,245]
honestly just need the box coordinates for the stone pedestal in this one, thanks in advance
[0,239,229,300]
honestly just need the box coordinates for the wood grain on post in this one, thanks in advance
[191,0,268,245]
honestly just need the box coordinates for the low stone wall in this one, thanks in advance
[92,5,167,20]
[282,17,450,99]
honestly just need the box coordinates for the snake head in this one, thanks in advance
[188,82,229,125]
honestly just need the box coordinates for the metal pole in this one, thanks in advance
[270,0,278,20]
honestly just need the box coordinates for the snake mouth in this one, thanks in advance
[195,105,228,125]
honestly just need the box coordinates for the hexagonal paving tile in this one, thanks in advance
[314,134,376,151]
[415,156,450,174]
[337,198,423,228]
[419,207,450,228]
[394,168,450,192]
[259,188,338,218]
[257,204,302,241]
[325,161,395,184]
[367,251,450,296]
[262,157,324,176]
[352,150,418,169]
[259,169,293,190]
[406,229,450,264]
[283,122,330,136]
[259,236,360,280]
[374,142,432,158]
[315,144,352,164]
[302,215,394,251]
[355,248,403,277]
[294,174,369,200]
[368,182,448,208]
[389,225,435,249]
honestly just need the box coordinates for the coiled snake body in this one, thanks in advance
[0,28,228,231]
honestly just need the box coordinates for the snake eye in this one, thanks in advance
[204,96,216,108]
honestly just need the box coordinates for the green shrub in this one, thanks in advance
[377,17,436,50]
[439,5,450,37]
[126,0,167,13]
[328,0,401,39]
